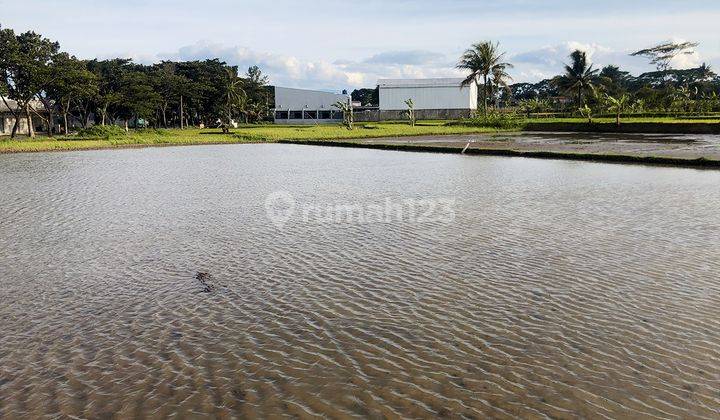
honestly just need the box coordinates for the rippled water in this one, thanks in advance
[1,144,720,419]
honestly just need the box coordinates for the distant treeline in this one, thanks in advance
[352,41,720,120]
[0,24,270,138]
[353,63,720,114]
[509,64,720,114]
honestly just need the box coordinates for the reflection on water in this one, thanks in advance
[1,144,720,418]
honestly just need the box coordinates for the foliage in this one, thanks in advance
[0,24,273,137]
[0,25,60,138]
[243,65,270,120]
[75,124,127,138]
[597,65,631,96]
[403,98,416,126]
[578,104,593,123]
[333,100,354,130]
[631,41,699,74]
[556,50,599,105]
[351,88,379,106]
[46,53,99,133]
[491,63,513,107]
[456,110,523,129]
[218,66,247,132]
[518,98,553,115]
[458,41,511,115]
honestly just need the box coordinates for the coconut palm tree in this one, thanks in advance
[457,41,511,115]
[557,50,599,105]
[220,67,247,132]
[696,62,716,82]
[490,63,514,108]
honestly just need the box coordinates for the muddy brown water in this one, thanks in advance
[1,143,719,419]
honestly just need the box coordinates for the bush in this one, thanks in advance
[75,125,127,139]
[450,111,523,129]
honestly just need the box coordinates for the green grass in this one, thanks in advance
[2,117,719,154]
[0,122,503,154]
[0,129,255,153]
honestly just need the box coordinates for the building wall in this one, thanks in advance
[379,80,477,111]
[272,87,349,124]
[273,87,348,112]
[0,114,35,136]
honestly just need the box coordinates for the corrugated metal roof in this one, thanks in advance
[1,97,47,113]
[0,96,20,113]
[377,78,466,88]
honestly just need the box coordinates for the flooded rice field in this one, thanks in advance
[1,143,720,418]
[362,132,720,161]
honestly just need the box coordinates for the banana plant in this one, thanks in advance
[578,104,593,123]
[403,98,416,126]
[606,94,630,126]
[333,100,354,130]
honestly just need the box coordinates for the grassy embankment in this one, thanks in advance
[0,122,501,154]
[1,117,719,154]
[522,117,720,134]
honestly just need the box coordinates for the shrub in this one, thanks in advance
[75,125,127,139]
[450,111,523,129]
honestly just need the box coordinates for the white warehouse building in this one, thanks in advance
[376,78,477,120]
[271,87,349,125]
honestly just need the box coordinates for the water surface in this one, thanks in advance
[1,144,719,418]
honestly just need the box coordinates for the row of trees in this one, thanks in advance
[456,40,719,117]
[0,24,270,138]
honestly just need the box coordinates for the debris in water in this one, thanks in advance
[195,272,216,293]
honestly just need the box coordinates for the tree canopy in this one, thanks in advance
[0,24,271,137]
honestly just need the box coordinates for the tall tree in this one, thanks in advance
[351,88,379,106]
[0,25,21,137]
[46,55,98,133]
[490,63,514,108]
[243,65,269,123]
[152,62,191,128]
[87,58,131,125]
[598,65,630,96]
[556,50,599,105]
[695,63,716,83]
[631,41,699,75]
[0,26,60,138]
[219,66,246,132]
[458,41,511,115]
[116,69,162,130]
[175,59,228,126]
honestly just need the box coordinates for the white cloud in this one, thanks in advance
[669,51,702,69]
[152,41,464,90]
[666,37,702,69]
[155,41,363,90]
[129,38,709,90]
[508,40,706,82]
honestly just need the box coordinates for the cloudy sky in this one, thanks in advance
[3,0,720,91]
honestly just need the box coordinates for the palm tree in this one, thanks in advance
[221,67,247,131]
[557,50,599,105]
[696,63,716,82]
[490,63,514,108]
[457,41,511,115]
